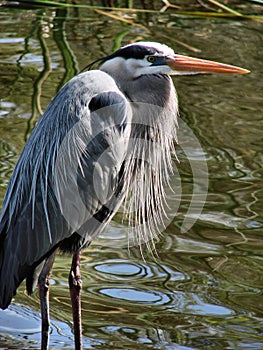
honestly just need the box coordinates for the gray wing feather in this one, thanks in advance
[0,70,131,308]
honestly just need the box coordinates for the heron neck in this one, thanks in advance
[123,74,168,101]
[100,65,178,140]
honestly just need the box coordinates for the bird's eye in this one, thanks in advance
[147,56,156,63]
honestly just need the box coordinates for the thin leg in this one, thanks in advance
[38,251,57,350]
[69,250,82,350]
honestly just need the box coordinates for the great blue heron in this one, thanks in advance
[0,41,249,349]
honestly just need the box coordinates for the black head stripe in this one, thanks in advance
[105,45,160,61]
[80,44,161,73]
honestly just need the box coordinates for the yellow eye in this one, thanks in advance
[147,56,156,63]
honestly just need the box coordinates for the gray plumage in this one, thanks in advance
[0,42,178,309]
[0,40,246,320]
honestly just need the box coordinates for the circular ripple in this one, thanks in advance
[98,287,171,305]
[91,259,156,282]
[94,262,142,276]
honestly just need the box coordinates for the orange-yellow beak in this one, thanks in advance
[166,54,250,75]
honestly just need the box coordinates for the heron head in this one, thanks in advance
[98,41,249,78]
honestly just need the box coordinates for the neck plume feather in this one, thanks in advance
[120,93,179,253]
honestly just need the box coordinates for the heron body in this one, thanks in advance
[0,41,249,349]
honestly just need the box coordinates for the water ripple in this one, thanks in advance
[98,287,171,305]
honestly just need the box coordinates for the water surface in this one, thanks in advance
[0,3,262,349]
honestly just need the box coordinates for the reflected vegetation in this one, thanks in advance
[0,1,263,349]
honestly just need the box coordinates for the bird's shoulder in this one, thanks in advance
[68,70,119,98]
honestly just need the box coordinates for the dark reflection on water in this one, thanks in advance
[0,3,263,349]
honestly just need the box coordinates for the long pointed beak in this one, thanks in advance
[166,54,250,74]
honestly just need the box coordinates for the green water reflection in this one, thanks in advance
[0,3,262,349]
